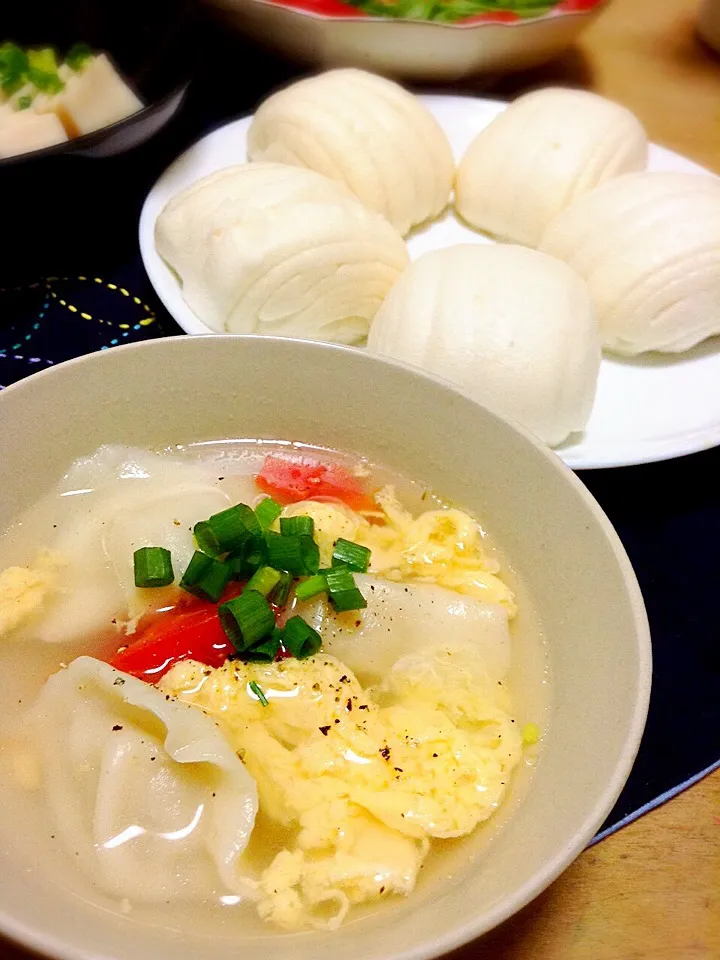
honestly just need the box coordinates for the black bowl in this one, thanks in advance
[0,0,201,167]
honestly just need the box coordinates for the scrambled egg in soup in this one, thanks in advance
[161,644,520,929]
[0,446,538,935]
[277,487,516,615]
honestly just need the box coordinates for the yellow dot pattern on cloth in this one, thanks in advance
[44,275,157,333]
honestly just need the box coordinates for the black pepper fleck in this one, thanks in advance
[319,725,331,736]
[380,746,391,760]
[346,698,353,711]
[432,753,438,758]
[112,724,123,731]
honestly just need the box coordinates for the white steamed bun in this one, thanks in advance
[540,171,720,355]
[155,162,409,342]
[367,243,600,447]
[455,87,648,247]
[247,69,455,237]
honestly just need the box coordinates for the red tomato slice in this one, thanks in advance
[555,0,601,11]
[109,584,243,682]
[256,454,375,512]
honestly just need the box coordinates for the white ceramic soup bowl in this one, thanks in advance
[0,335,650,960]
[203,0,608,81]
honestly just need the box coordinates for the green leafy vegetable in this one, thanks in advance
[344,0,558,23]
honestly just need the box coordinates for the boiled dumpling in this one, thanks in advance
[455,88,648,247]
[294,574,511,685]
[367,244,600,447]
[540,171,720,355]
[27,656,258,901]
[247,69,454,237]
[155,162,409,342]
[9,446,232,643]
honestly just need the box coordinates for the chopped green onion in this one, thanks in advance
[0,43,29,95]
[255,497,282,531]
[281,616,322,659]
[248,680,269,706]
[193,521,223,558]
[325,566,357,593]
[330,588,368,613]
[269,571,293,606]
[332,538,371,573]
[244,630,283,663]
[65,42,93,71]
[27,47,64,94]
[179,550,231,603]
[16,94,32,110]
[265,532,319,576]
[279,515,314,538]
[219,590,275,652]
[325,566,367,613]
[246,565,282,597]
[294,574,328,602]
[133,547,174,588]
[227,535,268,579]
[28,47,58,74]
[194,503,261,557]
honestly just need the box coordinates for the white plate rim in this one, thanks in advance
[139,93,720,471]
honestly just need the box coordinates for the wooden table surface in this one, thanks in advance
[1,1,719,959]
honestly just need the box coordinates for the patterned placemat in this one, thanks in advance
[0,269,176,388]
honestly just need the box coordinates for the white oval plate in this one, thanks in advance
[139,94,720,470]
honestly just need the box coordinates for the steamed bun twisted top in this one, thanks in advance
[155,162,409,342]
[540,171,720,355]
[247,69,455,237]
[455,88,648,247]
[367,244,600,447]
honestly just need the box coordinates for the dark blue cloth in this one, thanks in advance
[1,24,718,839]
